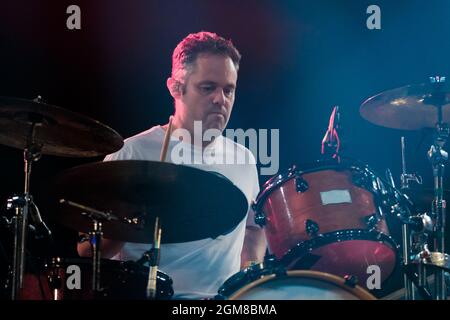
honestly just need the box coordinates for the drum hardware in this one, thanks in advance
[363,214,380,230]
[402,263,433,300]
[343,275,359,288]
[146,217,161,300]
[381,272,445,300]
[60,199,112,293]
[6,98,50,300]
[45,257,65,300]
[360,76,450,300]
[305,219,320,238]
[427,126,448,300]
[392,139,434,300]
[253,206,266,227]
[400,211,433,300]
[6,196,52,240]
[400,137,423,189]
[0,95,124,300]
[305,219,319,238]
[321,105,341,160]
[351,170,372,189]
[59,198,148,294]
[295,176,309,193]
[56,202,170,300]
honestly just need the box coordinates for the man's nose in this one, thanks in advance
[212,89,226,106]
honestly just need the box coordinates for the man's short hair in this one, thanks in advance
[171,31,241,82]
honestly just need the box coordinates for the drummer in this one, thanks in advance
[78,31,267,299]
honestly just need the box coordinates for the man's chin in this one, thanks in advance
[203,119,226,133]
[205,125,224,134]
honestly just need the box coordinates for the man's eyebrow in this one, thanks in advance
[198,81,216,85]
[197,81,235,88]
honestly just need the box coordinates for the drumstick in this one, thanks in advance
[160,115,173,162]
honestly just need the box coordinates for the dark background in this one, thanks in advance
[1,0,450,298]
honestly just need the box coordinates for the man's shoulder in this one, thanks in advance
[104,125,163,161]
[124,125,163,145]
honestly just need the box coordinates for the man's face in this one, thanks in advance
[176,54,238,133]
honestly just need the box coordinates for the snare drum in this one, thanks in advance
[253,160,399,286]
[19,257,173,300]
[218,263,376,300]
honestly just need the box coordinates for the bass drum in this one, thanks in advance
[218,264,376,300]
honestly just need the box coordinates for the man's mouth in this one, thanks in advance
[209,112,226,118]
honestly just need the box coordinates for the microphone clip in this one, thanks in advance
[321,106,341,160]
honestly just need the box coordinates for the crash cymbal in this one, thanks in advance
[402,188,450,211]
[0,96,123,157]
[360,82,450,130]
[51,160,248,244]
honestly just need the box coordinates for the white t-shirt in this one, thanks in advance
[104,125,260,299]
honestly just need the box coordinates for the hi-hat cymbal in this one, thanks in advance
[360,82,450,130]
[51,160,248,244]
[0,96,123,157]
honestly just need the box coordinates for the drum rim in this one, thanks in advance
[253,159,373,214]
[228,270,377,300]
[280,229,400,285]
[217,262,283,298]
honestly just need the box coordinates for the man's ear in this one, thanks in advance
[167,77,182,99]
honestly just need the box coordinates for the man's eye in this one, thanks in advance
[200,86,214,93]
[224,88,235,96]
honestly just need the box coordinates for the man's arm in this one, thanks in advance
[240,224,267,269]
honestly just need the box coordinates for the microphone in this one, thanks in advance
[321,106,341,159]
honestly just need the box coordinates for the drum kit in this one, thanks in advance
[219,76,450,300]
[1,76,450,300]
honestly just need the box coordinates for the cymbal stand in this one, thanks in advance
[398,136,419,299]
[391,136,429,300]
[6,118,43,300]
[60,199,120,294]
[426,76,448,300]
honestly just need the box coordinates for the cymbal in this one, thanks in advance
[403,188,450,211]
[411,251,450,273]
[360,82,450,130]
[0,96,123,157]
[51,160,248,244]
